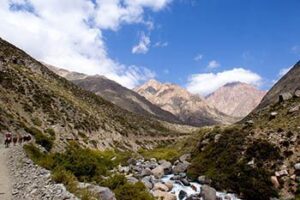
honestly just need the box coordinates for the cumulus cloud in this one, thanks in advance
[186,68,262,96]
[0,0,171,88]
[132,32,151,54]
[194,54,203,61]
[206,60,220,69]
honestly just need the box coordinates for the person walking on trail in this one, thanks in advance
[4,132,12,148]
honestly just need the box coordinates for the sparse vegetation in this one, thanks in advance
[24,126,54,151]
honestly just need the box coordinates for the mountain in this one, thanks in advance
[0,38,182,151]
[187,61,300,200]
[46,65,180,124]
[134,79,235,126]
[206,82,266,118]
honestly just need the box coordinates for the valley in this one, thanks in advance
[0,38,299,200]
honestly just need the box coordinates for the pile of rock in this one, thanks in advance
[8,146,79,200]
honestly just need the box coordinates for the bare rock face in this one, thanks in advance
[134,79,235,126]
[206,82,266,119]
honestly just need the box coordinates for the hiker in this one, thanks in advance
[18,134,23,145]
[4,132,12,148]
[12,135,18,146]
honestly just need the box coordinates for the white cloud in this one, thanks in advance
[154,41,168,48]
[132,32,151,54]
[0,0,171,88]
[278,67,292,77]
[207,60,220,69]
[194,54,203,61]
[186,68,262,96]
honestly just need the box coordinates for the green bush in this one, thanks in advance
[24,126,54,151]
[114,182,154,200]
[139,147,180,162]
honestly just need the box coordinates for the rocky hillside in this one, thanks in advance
[0,37,182,152]
[206,82,266,118]
[187,61,300,200]
[46,65,180,124]
[135,79,235,126]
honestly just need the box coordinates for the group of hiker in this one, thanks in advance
[4,132,31,148]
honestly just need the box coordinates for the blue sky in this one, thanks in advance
[105,0,300,89]
[1,0,299,95]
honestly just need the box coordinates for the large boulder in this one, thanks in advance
[178,190,188,200]
[179,154,191,162]
[141,168,153,177]
[153,183,169,192]
[153,190,176,200]
[160,160,172,174]
[152,166,165,179]
[279,92,293,102]
[200,185,217,200]
[173,162,190,174]
[141,176,153,190]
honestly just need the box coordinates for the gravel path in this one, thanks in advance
[0,143,12,200]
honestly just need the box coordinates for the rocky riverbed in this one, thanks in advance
[115,154,240,200]
[7,146,79,200]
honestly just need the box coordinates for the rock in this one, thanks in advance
[141,176,153,190]
[152,166,165,179]
[197,176,211,185]
[150,158,157,163]
[294,163,300,170]
[165,181,174,191]
[200,185,217,200]
[279,92,293,102]
[153,190,176,200]
[294,90,300,97]
[275,170,289,177]
[153,183,169,192]
[118,165,130,174]
[179,154,191,162]
[245,120,254,125]
[160,160,172,174]
[173,162,190,174]
[141,168,153,177]
[127,158,137,165]
[179,190,188,200]
[214,134,222,143]
[288,105,299,113]
[270,112,278,119]
[126,176,139,184]
[181,178,190,186]
[271,176,280,188]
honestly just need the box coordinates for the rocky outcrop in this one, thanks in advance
[8,146,78,200]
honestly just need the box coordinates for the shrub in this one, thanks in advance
[32,117,42,126]
[139,147,180,162]
[114,182,154,200]
[24,126,54,151]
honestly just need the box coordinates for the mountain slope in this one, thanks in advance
[135,79,235,126]
[187,61,300,200]
[0,38,181,151]
[206,82,266,118]
[46,65,180,124]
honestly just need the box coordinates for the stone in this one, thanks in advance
[160,161,172,174]
[181,178,190,186]
[200,185,217,200]
[179,190,188,200]
[214,134,222,143]
[275,170,289,177]
[153,183,169,192]
[197,176,211,185]
[126,176,139,184]
[80,184,116,200]
[153,190,176,200]
[118,165,130,174]
[127,158,137,165]
[179,154,191,162]
[271,176,280,188]
[141,176,153,190]
[173,162,190,174]
[245,120,254,125]
[152,166,165,179]
[294,163,300,170]
[294,90,300,97]
[141,168,153,177]
[288,105,299,113]
[150,158,157,163]
[279,92,293,102]
[270,112,278,118]
[165,181,174,191]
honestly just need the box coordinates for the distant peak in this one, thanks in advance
[146,79,162,85]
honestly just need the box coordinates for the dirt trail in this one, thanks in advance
[0,139,12,200]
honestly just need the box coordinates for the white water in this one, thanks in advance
[161,175,240,200]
